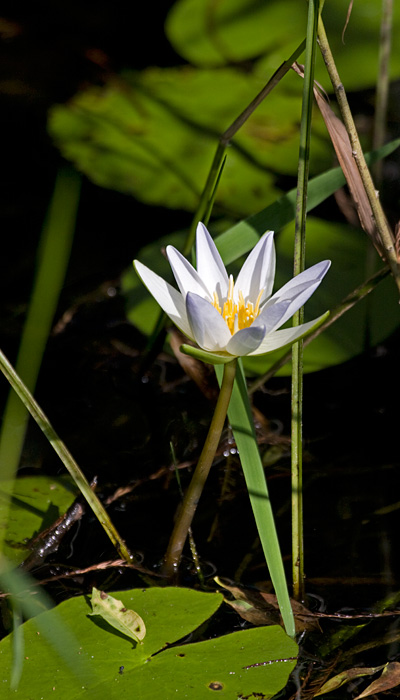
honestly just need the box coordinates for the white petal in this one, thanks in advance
[234,231,275,305]
[196,222,229,301]
[260,260,331,331]
[186,292,231,352]
[134,261,193,340]
[253,299,292,334]
[167,245,210,300]
[226,325,266,356]
[249,314,327,355]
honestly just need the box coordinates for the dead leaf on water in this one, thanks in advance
[355,661,400,698]
[315,665,384,696]
[215,577,320,634]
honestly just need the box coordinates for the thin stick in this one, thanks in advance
[163,359,237,578]
[0,349,133,564]
[317,16,400,293]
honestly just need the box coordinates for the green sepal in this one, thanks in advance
[180,311,329,366]
[179,344,235,365]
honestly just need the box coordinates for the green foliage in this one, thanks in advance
[49,66,329,216]
[166,0,400,89]
[0,475,77,566]
[0,587,297,699]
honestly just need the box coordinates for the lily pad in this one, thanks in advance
[166,0,400,89]
[48,66,328,216]
[0,475,77,565]
[0,586,297,699]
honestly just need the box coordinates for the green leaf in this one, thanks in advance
[166,0,400,89]
[0,587,297,699]
[48,66,329,216]
[89,588,146,644]
[166,0,307,67]
[216,361,295,638]
[0,475,77,565]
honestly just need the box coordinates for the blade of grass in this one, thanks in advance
[215,360,295,638]
[0,165,80,489]
[10,601,24,690]
[0,561,94,687]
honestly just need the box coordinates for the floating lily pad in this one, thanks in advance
[0,475,77,565]
[166,0,400,89]
[0,586,297,699]
[48,66,329,216]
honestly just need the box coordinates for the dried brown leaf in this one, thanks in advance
[215,577,320,633]
[313,89,382,249]
[292,61,387,257]
[315,665,384,696]
[355,661,400,699]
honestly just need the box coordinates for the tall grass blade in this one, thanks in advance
[0,166,80,486]
[215,361,295,638]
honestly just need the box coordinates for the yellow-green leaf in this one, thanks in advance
[89,588,146,644]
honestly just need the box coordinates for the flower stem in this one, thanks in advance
[163,359,237,579]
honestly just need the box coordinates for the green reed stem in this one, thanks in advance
[163,359,237,578]
[291,0,320,602]
[0,167,80,486]
[317,16,400,293]
[0,349,133,564]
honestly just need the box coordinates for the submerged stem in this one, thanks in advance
[163,359,237,579]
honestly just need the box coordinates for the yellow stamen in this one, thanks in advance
[212,277,264,335]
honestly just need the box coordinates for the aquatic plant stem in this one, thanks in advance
[163,359,237,579]
[0,348,133,564]
[291,0,320,602]
[317,16,400,294]
[372,0,393,185]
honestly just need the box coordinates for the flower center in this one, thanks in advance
[212,275,263,335]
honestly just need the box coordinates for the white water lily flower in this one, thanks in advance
[134,223,330,360]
